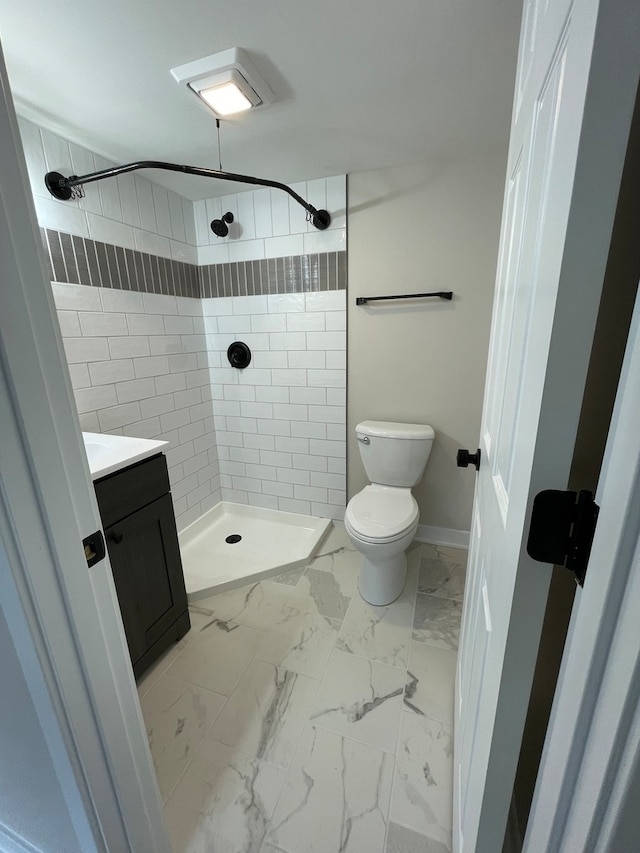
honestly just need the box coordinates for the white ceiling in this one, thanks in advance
[0,0,522,200]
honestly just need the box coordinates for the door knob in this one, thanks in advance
[457,448,481,471]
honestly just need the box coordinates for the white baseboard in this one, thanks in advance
[414,524,470,549]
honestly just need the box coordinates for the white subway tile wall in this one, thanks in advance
[195,178,346,265]
[21,116,346,265]
[53,280,347,527]
[53,282,221,531]
[23,118,347,529]
[204,290,346,520]
[20,118,198,264]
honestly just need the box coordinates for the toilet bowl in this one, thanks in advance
[345,421,434,606]
[345,484,420,604]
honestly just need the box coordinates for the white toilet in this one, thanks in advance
[345,420,434,606]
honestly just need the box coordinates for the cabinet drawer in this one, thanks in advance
[95,453,169,527]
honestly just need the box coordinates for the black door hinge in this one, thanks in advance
[526,489,599,586]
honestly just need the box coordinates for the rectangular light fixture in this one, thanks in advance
[171,48,274,119]
[192,68,259,116]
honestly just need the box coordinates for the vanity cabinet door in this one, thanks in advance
[105,493,188,670]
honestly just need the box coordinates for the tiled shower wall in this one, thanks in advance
[21,117,347,528]
[205,291,346,518]
[45,232,347,526]
[54,282,221,531]
[49,254,347,524]
[194,176,346,265]
[19,115,346,268]
[19,117,198,263]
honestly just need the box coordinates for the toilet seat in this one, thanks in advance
[345,484,419,543]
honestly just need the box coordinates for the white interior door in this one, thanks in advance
[454,1,640,851]
[524,284,640,851]
[0,42,171,852]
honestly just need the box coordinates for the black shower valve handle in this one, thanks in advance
[227,341,252,369]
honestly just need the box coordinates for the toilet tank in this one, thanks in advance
[356,421,435,487]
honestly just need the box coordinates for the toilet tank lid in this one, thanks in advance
[356,421,435,440]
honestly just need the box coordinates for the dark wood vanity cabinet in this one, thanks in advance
[94,453,190,678]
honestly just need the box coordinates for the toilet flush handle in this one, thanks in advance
[357,435,370,445]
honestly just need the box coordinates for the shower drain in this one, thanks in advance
[225,534,242,544]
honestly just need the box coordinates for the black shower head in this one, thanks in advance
[210,211,234,237]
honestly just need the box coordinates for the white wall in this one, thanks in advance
[194,178,346,264]
[205,291,346,519]
[53,283,221,531]
[348,156,506,534]
[19,117,198,263]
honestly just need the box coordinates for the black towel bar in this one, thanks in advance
[356,291,453,305]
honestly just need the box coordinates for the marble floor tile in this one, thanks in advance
[151,522,464,850]
[164,617,263,696]
[315,523,355,556]
[269,566,306,586]
[187,603,230,631]
[412,594,461,651]
[164,738,286,853]
[402,544,422,605]
[404,643,456,725]
[389,713,453,848]
[417,545,467,601]
[196,581,300,632]
[336,593,414,668]
[310,649,405,754]
[305,541,361,600]
[209,660,319,769]
[296,566,353,621]
[265,725,394,853]
[136,606,218,699]
[140,674,226,801]
[200,572,352,631]
[136,639,187,700]
[256,610,341,679]
[386,821,451,853]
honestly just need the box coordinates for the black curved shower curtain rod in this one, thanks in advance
[44,161,331,231]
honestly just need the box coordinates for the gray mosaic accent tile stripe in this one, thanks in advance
[39,228,346,299]
[198,251,346,298]
[40,228,199,298]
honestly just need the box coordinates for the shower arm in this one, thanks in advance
[44,161,331,230]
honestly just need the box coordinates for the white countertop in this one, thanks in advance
[82,432,169,480]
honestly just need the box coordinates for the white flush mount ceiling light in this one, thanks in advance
[170,48,275,118]
[198,69,254,116]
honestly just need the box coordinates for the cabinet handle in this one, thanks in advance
[109,531,124,545]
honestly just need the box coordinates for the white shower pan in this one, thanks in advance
[178,501,331,600]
